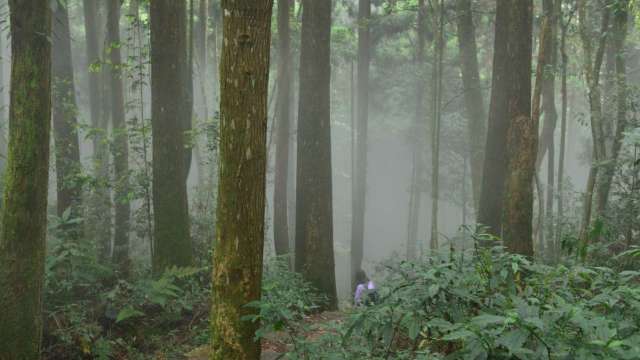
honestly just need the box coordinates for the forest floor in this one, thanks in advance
[185,311,345,359]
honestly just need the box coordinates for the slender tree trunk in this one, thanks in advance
[184,0,195,182]
[352,0,370,284]
[595,0,629,215]
[108,0,131,274]
[52,2,83,239]
[500,0,534,256]
[211,1,273,358]
[150,0,193,275]
[274,0,292,257]
[578,0,610,244]
[0,0,51,356]
[556,4,569,251]
[455,0,485,211]
[477,0,512,237]
[430,0,444,251]
[407,0,426,260]
[295,0,338,310]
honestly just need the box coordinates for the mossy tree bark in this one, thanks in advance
[0,0,51,357]
[150,0,193,275]
[274,0,292,257]
[501,0,534,256]
[211,2,274,359]
[352,0,370,286]
[295,0,338,310]
[52,1,83,239]
[108,0,131,274]
[455,0,486,211]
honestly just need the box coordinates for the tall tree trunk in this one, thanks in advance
[407,0,426,259]
[52,1,83,240]
[0,0,51,356]
[108,0,131,274]
[556,3,570,251]
[352,0,370,285]
[295,0,338,310]
[500,0,534,256]
[455,0,485,210]
[184,0,195,182]
[595,0,629,215]
[477,0,512,237]
[430,0,444,251]
[578,0,610,245]
[274,0,292,256]
[150,0,193,275]
[211,1,273,358]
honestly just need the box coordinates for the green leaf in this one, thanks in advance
[471,314,506,328]
[116,306,144,323]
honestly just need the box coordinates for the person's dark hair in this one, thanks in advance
[355,269,368,285]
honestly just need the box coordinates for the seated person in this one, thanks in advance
[354,269,379,306]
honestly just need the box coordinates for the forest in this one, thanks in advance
[0,0,640,359]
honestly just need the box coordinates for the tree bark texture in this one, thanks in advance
[211,2,273,359]
[295,0,338,310]
[0,0,51,357]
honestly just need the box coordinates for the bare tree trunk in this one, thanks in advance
[150,0,193,275]
[556,3,570,251]
[455,0,485,211]
[295,0,338,310]
[500,0,534,256]
[274,0,292,257]
[406,0,426,260]
[52,2,83,240]
[430,0,444,251]
[0,0,51,356]
[352,0,370,285]
[108,0,131,275]
[211,1,273,358]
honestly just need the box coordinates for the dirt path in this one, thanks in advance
[186,311,345,359]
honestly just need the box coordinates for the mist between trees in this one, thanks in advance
[1,0,640,359]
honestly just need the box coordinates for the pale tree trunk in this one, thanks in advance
[108,0,131,275]
[500,0,534,256]
[595,0,629,216]
[455,0,485,211]
[211,1,273,358]
[352,0,370,285]
[0,0,51,356]
[430,0,444,251]
[52,2,83,240]
[578,0,610,245]
[274,0,292,257]
[295,0,338,310]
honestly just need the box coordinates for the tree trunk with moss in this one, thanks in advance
[53,1,83,239]
[108,0,131,274]
[211,3,274,359]
[0,0,51,357]
[455,0,485,211]
[274,0,292,257]
[150,0,193,275]
[295,0,338,310]
[500,0,534,256]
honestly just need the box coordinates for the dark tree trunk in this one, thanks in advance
[352,0,370,286]
[274,0,292,256]
[212,2,273,358]
[108,0,131,274]
[407,0,426,259]
[501,0,535,256]
[52,2,83,239]
[295,0,338,310]
[150,0,193,275]
[183,0,195,182]
[0,0,51,356]
[477,0,512,237]
[455,0,486,211]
